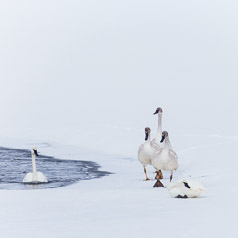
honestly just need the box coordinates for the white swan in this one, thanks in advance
[23,148,48,183]
[167,180,205,198]
[152,131,178,187]
[138,127,159,180]
[151,107,165,179]
[151,107,163,147]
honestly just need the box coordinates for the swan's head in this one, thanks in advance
[32,148,39,156]
[145,127,151,140]
[160,131,168,143]
[153,107,163,115]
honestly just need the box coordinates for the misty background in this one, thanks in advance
[0,0,238,153]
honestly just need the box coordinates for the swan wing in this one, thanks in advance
[138,144,144,156]
[23,172,33,183]
[36,172,48,183]
[169,150,178,160]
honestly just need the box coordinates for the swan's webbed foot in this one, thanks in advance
[158,170,163,179]
[176,195,188,199]
[155,170,163,180]
[153,179,164,187]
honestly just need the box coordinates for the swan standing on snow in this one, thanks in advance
[167,180,205,198]
[23,148,48,183]
[151,107,164,180]
[138,127,159,181]
[152,131,178,187]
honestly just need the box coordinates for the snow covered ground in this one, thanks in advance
[1,0,238,237]
[0,129,237,238]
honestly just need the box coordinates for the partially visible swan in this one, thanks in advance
[138,127,159,180]
[167,180,205,198]
[151,107,164,179]
[23,148,48,183]
[152,131,178,187]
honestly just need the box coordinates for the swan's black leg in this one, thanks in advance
[170,171,173,182]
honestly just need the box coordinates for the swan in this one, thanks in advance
[138,127,159,180]
[151,107,163,147]
[152,131,178,187]
[23,148,48,183]
[151,107,164,180]
[167,180,205,198]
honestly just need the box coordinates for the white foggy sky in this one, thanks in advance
[0,0,238,137]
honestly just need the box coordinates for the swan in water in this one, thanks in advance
[151,107,164,179]
[138,127,159,180]
[167,180,205,198]
[23,148,48,183]
[152,131,178,187]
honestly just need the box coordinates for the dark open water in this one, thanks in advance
[0,147,110,190]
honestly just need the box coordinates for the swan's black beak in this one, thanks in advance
[183,182,191,189]
[33,149,39,156]
[160,135,165,143]
[153,110,158,115]
[145,132,149,141]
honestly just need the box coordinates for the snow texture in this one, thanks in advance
[0,0,238,237]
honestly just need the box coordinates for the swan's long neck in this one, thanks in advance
[164,137,172,149]
[155,113,162,143]
[32,153,38,181]
[146,134,151,142]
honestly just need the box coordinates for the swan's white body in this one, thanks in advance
[23,171,48,183]
[152,148,178,171]
[152,133,178,174]
[138,139,159,167]
[167,180,205,198]
[138,128,159,180]
[23,149,48,183]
